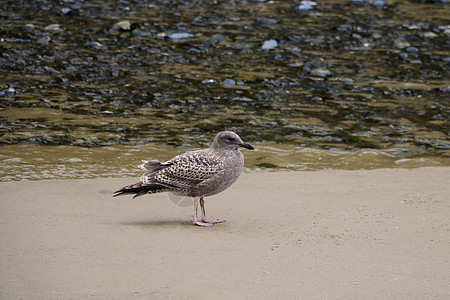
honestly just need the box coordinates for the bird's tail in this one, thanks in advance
[113,182,170,199]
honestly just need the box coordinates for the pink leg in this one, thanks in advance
[200,197,225,224]
[193,197,213,227]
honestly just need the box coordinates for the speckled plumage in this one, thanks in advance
[113,131,254,226]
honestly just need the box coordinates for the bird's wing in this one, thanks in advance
[139,160,173,183]
[145,149,225,191]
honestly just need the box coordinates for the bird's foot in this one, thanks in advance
[202,218,225,224]
[193,220,214,227]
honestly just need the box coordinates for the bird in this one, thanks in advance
[113,131,254,226]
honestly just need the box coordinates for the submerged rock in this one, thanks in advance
[394,37,410,49]
[36,36,51,45]
[44,24,63,32]
[304,58,331,77]
[261,39,278,50]
[108,20,131,35]
[169,33,194,40]
[23,24,35,31]
[222,79,236,86]
[297,1,317,11]
[231,41,258,49]
[372,0,386,6]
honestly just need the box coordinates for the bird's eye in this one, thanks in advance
[226,137,235,141]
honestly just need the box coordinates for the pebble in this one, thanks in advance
[23,24,35,31]
[257,17,278,25]
[108,20,131,35]
[311,69,331,77]
[44,24,63,32]
[338,24,352,33]
[372,0,386,6]
[1,87,16,96]
[222,79,236,86]
[274,54,285,61]
[132,28,151,37]
[341,78,354,84]
[422,32,437,38]
[169,33,194,40]
[61,8,72,15]
[297,0,317,11]
[202,79,216,84]
[394,37,409,49]
[187,48,201,54]
[406,46,419,53]
[261,39,278,50]
[372,32,382,39]
[86,41,106,50]
[399,53,409,60]
[37,36,51,45]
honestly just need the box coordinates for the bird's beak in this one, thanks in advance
[239,142,254,150]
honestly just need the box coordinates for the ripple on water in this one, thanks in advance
[0,144,448,181]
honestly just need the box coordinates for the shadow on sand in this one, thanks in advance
[121,219,197,227]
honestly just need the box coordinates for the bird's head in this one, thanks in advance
[213,131,254,151]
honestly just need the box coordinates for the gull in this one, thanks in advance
[113,131,254,226]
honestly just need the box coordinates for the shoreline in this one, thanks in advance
[1,143,449,181]
[1,167,449,299]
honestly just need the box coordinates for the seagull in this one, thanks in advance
[113,131,254,226]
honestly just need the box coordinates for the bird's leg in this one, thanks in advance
[193,197,213,227]
[200,197,225,224]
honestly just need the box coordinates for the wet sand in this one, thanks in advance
[1,167,449,299]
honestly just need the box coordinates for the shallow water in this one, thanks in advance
[0,0,449,180]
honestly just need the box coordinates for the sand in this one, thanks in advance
[0,167,449,299]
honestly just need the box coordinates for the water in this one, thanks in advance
[0,0,449,181]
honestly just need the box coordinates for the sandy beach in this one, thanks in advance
[1,167,449,299]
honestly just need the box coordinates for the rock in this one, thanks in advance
[202,79,216,84]
[274,53,285,61]
[44,24,63,32]
[204,34,229,45]
[0,87,16,96]
[304,58,331,77]
[297,0,317,11]
[132,28,151,37]
[86,41,107,50]
[372,0,386,6]
[231,42,258,49]
[406,46,419,53]
[61,8,72,15]
[222,79,236,86]
[169,33,194,40]
[23,24,35,31]
[372,32,382,39]
[37,36,51,45]
[399,53,409,60]
[261,39,278,50]
[257,17,278,25]
[338,24,352,33]
[394,37,410,49]
[422,32,437,38]
[341,78,354,84]
[109,20,131,35]
[187,48,201,54]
